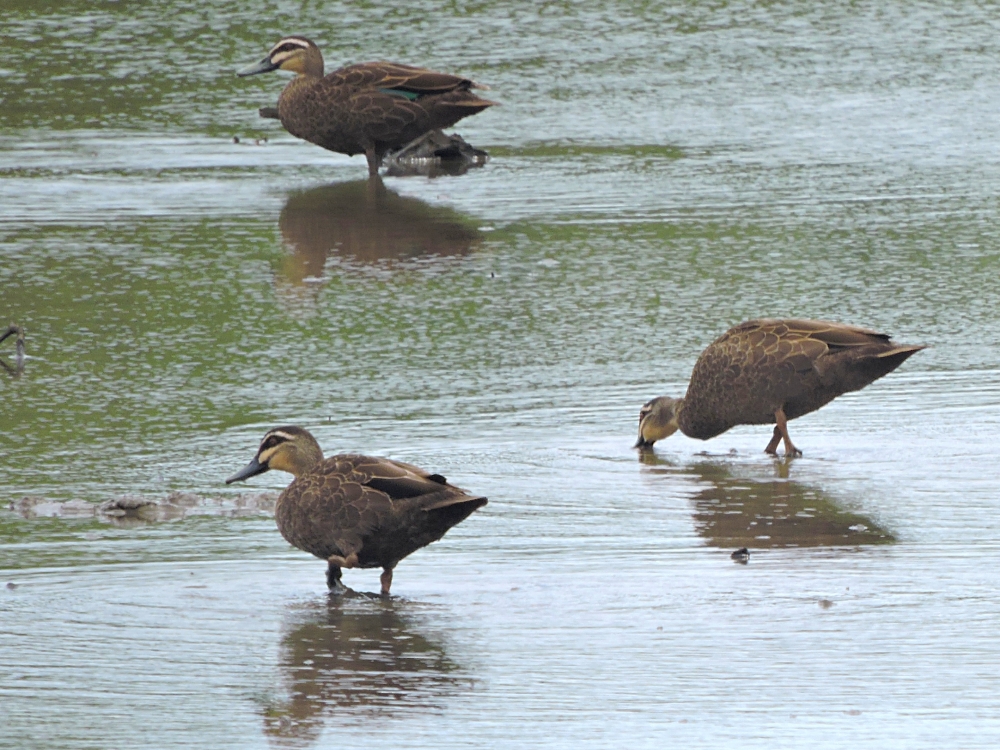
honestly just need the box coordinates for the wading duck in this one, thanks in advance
[635,319,924,456]
[0,323,25,374]
[226,426,487,594]
[238,37,497,176]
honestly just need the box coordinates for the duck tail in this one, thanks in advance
[875,344,926,360]
[857,343,926,384]
[423,493,488,512]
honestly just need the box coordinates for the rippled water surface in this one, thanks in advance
[3,2,1000,748]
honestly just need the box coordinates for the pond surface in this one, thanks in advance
[3,2,1000,747]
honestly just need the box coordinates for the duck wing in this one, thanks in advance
[778,320,925,398]
[776,319,890,347]
[344,455,488,567]
[719,318,892,374]
[275,454,485,566]
[683,319,912,436]
[326,61,484,96]
[722,319,923,420]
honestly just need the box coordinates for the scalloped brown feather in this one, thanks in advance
[677,318,925,440]
[274,453,487,571]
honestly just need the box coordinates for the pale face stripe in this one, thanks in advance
[269,38,311,57]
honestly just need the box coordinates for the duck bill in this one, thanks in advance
[634,415,680,448]
[226,455,269,484]
[237,57,280,77]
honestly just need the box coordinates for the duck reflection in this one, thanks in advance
[638,451,894,548]
[275,179,480,288]
[262,596,465,747]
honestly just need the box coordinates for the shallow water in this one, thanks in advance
[3,1,1000,747]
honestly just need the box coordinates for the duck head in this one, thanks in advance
[635,396,682,448]
[226,425,325,483]
[238,37,325,78]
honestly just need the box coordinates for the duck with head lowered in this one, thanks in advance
[635,318,925,456]
[237,37,497,176]
[226,426,487,595]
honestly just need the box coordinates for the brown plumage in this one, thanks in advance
[635,319,925,456]
[226,426,487,594]
[238,36,496,176]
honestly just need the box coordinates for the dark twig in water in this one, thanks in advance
[0,323,25,374]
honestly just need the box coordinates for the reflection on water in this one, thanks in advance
[639,451,894,549]
[274,180,481,301]
[6,0,1000,744]
[262,597,464,747]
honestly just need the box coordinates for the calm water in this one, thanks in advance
[3,2,1000,747]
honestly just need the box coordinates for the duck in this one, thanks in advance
[225,426,487,594]
[237,37,497,176]
[0,323,25,374]
[635,319,925,456]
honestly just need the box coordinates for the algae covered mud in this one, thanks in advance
[3,1,1000,748]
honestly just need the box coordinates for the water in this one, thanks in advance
[3,1,1000,747]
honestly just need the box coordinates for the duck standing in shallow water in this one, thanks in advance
[635,319,925,456]
[238,37,497,176]
[0,323,26,374]
[226,426,486,594]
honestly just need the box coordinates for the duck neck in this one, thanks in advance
[290,441,323,476]
[302,49,324,78]
[272,439,324,478]
[673,396,689,436]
